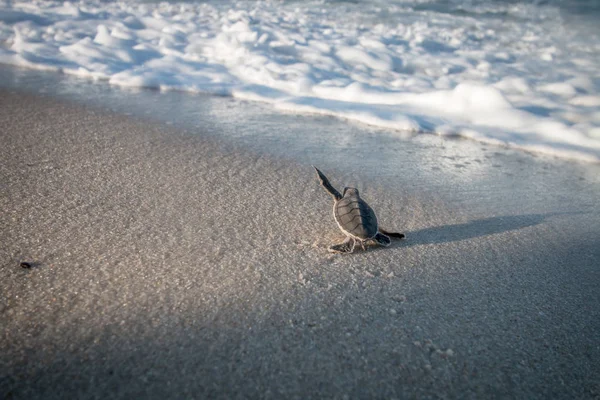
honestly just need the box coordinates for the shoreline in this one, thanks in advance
[1,90,599,399]
[1,65,600,169]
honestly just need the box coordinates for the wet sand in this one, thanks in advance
[1,90,599,399]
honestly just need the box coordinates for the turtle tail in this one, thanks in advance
[379,228,405,240]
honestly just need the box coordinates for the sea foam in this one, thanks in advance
[1,0,599,162]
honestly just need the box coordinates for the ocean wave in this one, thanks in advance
[1,0,599,161]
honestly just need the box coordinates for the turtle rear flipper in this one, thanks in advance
[380,229,405,240]
[373,232,391,247]
[328,237,355,253]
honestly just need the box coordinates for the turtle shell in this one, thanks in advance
[333,188,378,240]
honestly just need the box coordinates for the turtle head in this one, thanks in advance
[343,187,359,197]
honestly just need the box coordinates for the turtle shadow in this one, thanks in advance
[371,212,581,251]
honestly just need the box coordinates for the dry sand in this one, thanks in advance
[1,90,599,399]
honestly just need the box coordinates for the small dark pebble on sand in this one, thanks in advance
[20,261,33,269]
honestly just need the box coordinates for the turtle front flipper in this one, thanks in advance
[328,237,355,253]
[314,166,342,201]
[373,232,392,247]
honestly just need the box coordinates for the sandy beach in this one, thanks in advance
[1,90,600,399]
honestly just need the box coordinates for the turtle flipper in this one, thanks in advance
[328,237,355,253]
[314,166,342,201]
[379,228,405,240]
[373,232,392,247]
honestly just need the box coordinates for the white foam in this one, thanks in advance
[1,0,599,162]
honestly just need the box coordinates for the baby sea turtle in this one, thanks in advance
[314,166,405,253]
